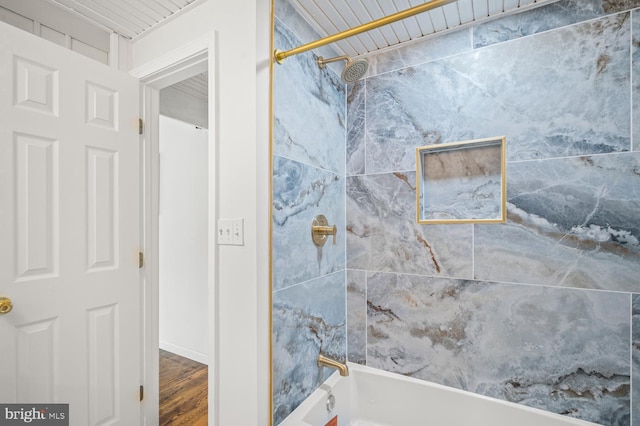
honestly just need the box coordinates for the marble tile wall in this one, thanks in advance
[273,0,640,425]
[345,2,640,426]
[272,272,346,423]
[364,273,630,425]
[272,5,347,425]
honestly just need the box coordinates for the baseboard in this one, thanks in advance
[159,341,208,365]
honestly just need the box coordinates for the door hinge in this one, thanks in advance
[138,118,144,135]
[139,252,144,269]
[139,385,144,401]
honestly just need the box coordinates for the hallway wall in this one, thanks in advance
[158,115,208,364]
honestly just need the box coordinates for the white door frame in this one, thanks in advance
[129,33,218,426]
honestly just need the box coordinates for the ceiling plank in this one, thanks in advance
[139,0,177,15]
[344,0,390,49]
[361,0,401,47]
[472,0,489,19]
[378,0,411,43]
[50,0,140,37]
[457,0,475,24]
[428,8,448,32]
[392,0,423,39]
[319,0,369,53]
[329,0,380,52]
[442,3,461,27]
[488,0,504,14]
[168,0,189,7]
[107,0,163,25]
[298,0,359,56]
[407,0,435,36]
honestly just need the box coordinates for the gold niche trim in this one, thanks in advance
[415,136,507,225]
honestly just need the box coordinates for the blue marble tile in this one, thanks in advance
[473,0,640,48]
[632,295,640,425]
[272,272,346,425]
[475,153,640,291]
[272,156,345,291]
[274,2,343,73]
[347,269,366,365]
[633,10,640,152]
[346,172,473,278]
[365,14,630,173]
[367,272,631,425]
[346,81,365,175]
[274,20,346,175]
[367,28,472,77]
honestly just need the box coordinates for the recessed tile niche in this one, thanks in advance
[416,136,506,224]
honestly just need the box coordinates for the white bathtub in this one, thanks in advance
[280,363,599,426]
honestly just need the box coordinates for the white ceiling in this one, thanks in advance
[287,0,558,57]
[47,0,202,39]
[42,0,558,51]
[170,72,208,102]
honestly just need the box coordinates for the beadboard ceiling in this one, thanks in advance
[47,0,202,39]
[39,0,558,53]
[171,72,208,101]
[287,0,559,57]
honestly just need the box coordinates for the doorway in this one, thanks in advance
[157,74,209,424]
[133,34,217,425]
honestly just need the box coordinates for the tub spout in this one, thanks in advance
[317,354,349,376]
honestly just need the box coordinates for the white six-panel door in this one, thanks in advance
[0,20,141,425]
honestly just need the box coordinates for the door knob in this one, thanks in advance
[0,296,13,314]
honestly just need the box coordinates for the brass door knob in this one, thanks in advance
[0,296,13,315]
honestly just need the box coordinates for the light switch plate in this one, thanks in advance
[218,218,244,246]
[232,218,244,246]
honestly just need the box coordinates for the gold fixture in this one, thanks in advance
[0,296,13,315]
[317,354,349,377]
[415,136,507,224]
[312,215,337,246]
[274,0,458,64]
[317,55,351,69]
[317,55,369,84]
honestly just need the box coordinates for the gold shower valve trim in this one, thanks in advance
[312,215,337,246]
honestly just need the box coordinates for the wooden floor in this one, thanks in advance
[159,349,208,425]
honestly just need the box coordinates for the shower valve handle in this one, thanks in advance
[311,215,337,246]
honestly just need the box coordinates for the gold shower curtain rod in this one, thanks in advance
[274,0,459,64]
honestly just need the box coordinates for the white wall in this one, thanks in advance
[131,1,271,425]
[158,114,208,364]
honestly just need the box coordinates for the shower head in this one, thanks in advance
[341,58,369,84]
[317,55,369,84]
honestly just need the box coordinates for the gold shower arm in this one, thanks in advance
[274,0,459,64]
[317,55,350,68]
